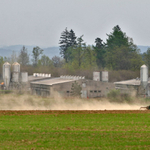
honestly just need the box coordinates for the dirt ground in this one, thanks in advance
[0,110,150,115]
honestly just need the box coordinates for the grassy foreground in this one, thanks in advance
[0,111,150,150]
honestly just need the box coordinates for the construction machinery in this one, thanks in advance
[140,105,150,110]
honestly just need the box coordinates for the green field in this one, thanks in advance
[0,111,150,150]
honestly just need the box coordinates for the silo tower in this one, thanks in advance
[3,62,11,89]
[140,64,148,89]
[11,62,20,83]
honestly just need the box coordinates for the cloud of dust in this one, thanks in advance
[0,91,149,110]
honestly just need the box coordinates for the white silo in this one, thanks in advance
[12,62,20,83]
[93,72,100,81]
[3,62,11,89]
[140,64,148,89]
[12,72,20,83]
[101,71,109,82]
[12,62,20,72]
[21,72,28,83]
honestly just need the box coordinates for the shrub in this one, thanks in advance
[107,89,133,103]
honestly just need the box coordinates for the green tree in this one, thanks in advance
[143,48,150,69]
[59,28,77,63]
[93,38,106,68]
[105,25,142,70]
[106,45,143,70]
[38,55,52,67]
[106,25,129,48]
[71,35,86,68]
[82,45,97,69]
[0,56,4,65]
[18,46,30,66]
[130,51,144,70]
[0,56,4,78]
[63,36,86,71]
[32,46,43,66]
[68,29,77,47]
[64,36,97,70]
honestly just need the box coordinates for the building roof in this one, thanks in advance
[114,79,141,86]
[28,75,51,82]
[30,77,75,86]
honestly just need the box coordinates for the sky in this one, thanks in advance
[0,0,150,47]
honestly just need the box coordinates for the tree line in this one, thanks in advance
[0,25,150,81]
[0,46,64,68]
[59,25,145,71]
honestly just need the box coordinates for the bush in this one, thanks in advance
[107,89,120,99]
[107,89,133,103]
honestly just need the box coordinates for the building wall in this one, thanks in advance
[82,80,114,98]
[31,79,115,98]
[31,84,50,97]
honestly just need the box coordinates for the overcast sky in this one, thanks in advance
[0,0,150,47]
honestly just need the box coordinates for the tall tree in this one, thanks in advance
[143,48,150,69]
[68,29,77,46]
[74,35,86,67]
[59,28,77,63]
[18,46,30,66]
[106,25,129,48]
[83,45,97,69]
[32,46,43,66]
[59,28,70,62]
[0,56,4,77]
[63,35,86,70]
[93,38,106,68]
[105,25,142,70]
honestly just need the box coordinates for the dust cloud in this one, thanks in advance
[0,92,149,110]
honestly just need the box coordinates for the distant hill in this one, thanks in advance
[0,45,60,58]
[0,45,149,59]
[137,45,150,53]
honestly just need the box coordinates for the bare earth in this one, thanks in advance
[0,110,149,115]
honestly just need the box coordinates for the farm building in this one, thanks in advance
[2,62,115,98]
[3,61,150,98]
[30,76,115,98]
[114,65,150,97]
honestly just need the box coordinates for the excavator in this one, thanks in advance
[140,105,150,110]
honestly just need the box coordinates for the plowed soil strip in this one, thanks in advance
[0,110,149,115]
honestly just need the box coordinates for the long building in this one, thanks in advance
[30,77,115,98]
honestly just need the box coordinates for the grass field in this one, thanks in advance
[0,110,150,150]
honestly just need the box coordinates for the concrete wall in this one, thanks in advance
[31,79,115,98]
[82,80,114,98]
[31,84,50,97]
